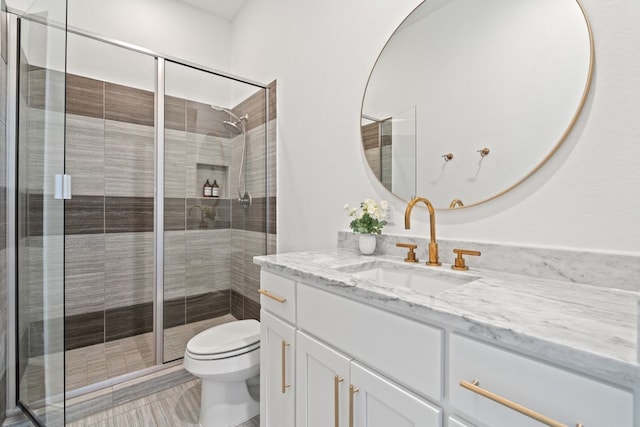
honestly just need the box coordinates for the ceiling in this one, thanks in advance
[174,0,248,22]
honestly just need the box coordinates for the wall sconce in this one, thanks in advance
[477,147,490,157]
[442,153,454,162]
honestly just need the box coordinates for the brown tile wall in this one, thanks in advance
[362,121,379,150]
[62,290,232,351]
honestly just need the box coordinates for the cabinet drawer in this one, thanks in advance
[297,283,443,401]
[448,417,474,427]
[260,270,296,323]
[449,334,634,427]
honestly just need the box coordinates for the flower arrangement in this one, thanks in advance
[344,199,389,234]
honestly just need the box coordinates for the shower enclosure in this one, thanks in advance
[10,7,275,425]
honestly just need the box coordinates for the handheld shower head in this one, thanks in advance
[211,104,241,122]
[223,120,243,134]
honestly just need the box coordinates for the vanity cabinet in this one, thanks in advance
[259,267,636,427]
[449,334,634,427]
[259,271,297,427]
[296,330,442,427]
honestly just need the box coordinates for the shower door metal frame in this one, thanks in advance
[8,10,69,424]
[5,12,19,414]
[153,57,165,365]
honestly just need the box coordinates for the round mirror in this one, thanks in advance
[361,0,593,208]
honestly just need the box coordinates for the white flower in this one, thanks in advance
[344,203,350,210]
[345,198,388,234]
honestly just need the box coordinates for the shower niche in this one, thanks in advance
[197,163,228,199]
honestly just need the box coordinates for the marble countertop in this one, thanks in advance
[255,249,640,387]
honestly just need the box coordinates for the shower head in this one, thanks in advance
[211,104,249,123]
[211,104,241,122]
[223,120,244,134]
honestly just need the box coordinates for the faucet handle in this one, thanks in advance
[396,243,419,263]
[452,248,481,271]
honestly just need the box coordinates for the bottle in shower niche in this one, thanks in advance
[211,180,220,198]
[203,179,212,197]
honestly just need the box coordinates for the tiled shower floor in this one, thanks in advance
[66,314,237,391]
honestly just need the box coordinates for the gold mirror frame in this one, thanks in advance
[361,0,595,209]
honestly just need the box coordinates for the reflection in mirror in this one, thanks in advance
[362,106,416,201]
[362,0,593,208]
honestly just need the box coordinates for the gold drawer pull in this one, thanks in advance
[259,288,287,303]
[349,384,359,427]
[460,380,583,427]
[281,340,290,394]
[334,375,344,427]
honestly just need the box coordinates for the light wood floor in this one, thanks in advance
[65,378,259,426]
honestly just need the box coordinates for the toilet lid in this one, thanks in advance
[187,319,260,356]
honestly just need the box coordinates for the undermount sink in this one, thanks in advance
[338,261,479,295]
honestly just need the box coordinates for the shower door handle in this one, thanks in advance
[54,174,72,200]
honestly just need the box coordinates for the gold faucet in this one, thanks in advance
[404,197,441,266]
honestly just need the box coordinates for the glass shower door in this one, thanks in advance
[162,61,268,363]
[16,3,67,425]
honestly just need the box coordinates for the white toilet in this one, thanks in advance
[183,319,261,427]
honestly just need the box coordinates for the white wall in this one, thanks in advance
[8,0,260,120]
[230,0,640,255]
[7,0,233,71]
[66,0,232,72]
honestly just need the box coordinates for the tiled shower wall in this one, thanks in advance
[61,73,276,352]
[362,120,392,188]
[0,6,8,421]
[231,81,277,321]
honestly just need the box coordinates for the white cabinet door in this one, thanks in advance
[350,362,442,427]
[260,310,295,427]
[296,331,351,427]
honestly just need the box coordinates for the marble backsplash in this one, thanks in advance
[338,231,640,292]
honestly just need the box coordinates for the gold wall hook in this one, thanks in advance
[449,199,464,208]
[442,153,454,161]
[477,147,490,157]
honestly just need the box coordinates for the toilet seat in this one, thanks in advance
[186,319,260,360]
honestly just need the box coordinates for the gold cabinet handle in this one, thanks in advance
[281,340,290,394]
[259,288,287,303]
[334,375,344,427]
[460,380,583,427]
[349,384,359,427]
